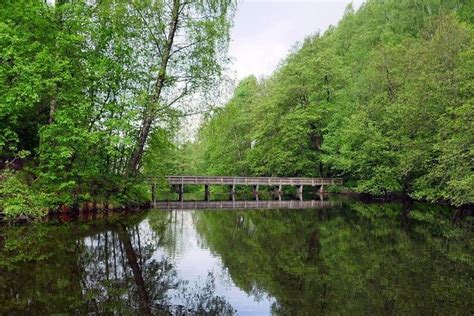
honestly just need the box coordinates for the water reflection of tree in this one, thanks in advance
[76,222,177,314]
[0,212,235,315]
[194,204,473,315]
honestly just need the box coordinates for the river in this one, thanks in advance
[0,196,472,315]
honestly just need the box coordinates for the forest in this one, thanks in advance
[189,0,474,206]
[0,0,234,218]
[1,0,473,220]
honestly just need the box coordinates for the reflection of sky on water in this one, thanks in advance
[145,211,274,315]
[1,199,471,314]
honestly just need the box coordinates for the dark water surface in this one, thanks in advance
[0,197,472,315]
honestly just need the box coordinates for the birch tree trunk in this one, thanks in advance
[128,0,181,173]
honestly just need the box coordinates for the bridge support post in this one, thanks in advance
[253,185,259,196]
[318,192,324,202]
[205,184,210,201]
[178,184,184,201]
[319,185,325,194]
[151,182,156,208]
[229,184,236,195]
[273,184,282,199]
[297,185,303,195]
[272,184,283,195]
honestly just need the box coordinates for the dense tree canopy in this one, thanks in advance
[0,0,472,220]
[0,0,234,218]
[191,0,473,206]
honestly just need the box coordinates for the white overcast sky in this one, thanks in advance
[228,0,364,80]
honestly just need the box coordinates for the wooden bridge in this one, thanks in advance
[167,176,342,186]
[149,176,343,202]
[153,200,339,210]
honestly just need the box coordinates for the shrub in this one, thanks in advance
[0,170,50,220]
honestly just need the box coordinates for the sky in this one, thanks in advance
[228,0,364,80]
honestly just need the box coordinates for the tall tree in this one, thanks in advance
[127,0,234,173]
[189,0,473,206]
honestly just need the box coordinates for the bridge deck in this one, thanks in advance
[153,200,338,210]
[165,176,342,186]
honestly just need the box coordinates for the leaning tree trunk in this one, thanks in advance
[117,223,152,316]
[128,0,181,174]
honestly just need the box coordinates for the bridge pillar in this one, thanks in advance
[319,185,325,194]
[297,185,303,196]
[229,184,236,195]
[253,185,259,195]
[151,182,156,208]
[205,184,210,201]
[318,192,324,202]
[254,192,259,201]
[272,184,282,199]
[272,184,282,195]
[178,184,184,201]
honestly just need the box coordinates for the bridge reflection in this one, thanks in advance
[152,199,340,210]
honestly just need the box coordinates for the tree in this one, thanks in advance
[197,76,258,175]
[0,0,235,217]
[191,0,473,206]
[126,0,235,173]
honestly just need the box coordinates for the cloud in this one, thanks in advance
[228,0,363,79]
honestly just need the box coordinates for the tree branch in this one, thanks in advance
[132,3,163,58]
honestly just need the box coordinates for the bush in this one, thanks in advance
[0,170,51,219]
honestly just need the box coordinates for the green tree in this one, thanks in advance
[0,0,235,218]
[192,0,473,205]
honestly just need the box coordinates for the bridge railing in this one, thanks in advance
[164,176,342,186]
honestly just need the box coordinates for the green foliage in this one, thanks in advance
[196,76,258,175]
[1,200,471,313]
[0,0,234,219]
[195,202,473,314]
[0,211,237,314]
[191,0,473,205]
[142,128,180,193]
[0,170,50,219]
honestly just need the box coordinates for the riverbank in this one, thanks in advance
[1,189,472,226]
[1,167,472,223]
